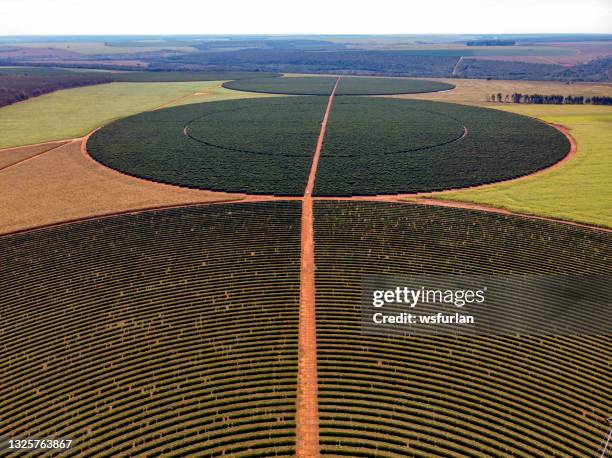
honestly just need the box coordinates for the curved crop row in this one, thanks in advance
[314,201,611,457]
[0,202,301,457]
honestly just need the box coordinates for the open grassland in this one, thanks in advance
[397,78,612,105]
[428,105,612,228]
[0,140,239,235]
[0,202,301,456]
[315,201,611,457]
[0,81,275,149]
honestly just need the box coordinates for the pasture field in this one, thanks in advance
[87,96,567,196]
[223,75,454,95]
[428,105,612,228]
[0,81,275,149]
[314,201,611,457]
[0,202,301,456]
[88,97,328,195]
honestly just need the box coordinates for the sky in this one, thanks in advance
[0,0,611,35]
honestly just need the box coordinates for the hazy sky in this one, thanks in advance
[1,0,611,35]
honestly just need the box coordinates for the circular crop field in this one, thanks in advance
[1,202,609,456]
[88,96,570,196]
[222,75,455,95]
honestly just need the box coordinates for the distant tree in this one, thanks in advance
[496,93,503,102]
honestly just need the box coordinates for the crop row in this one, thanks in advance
[314,201,611,457]
[0,202,301,457]
[315,97,570,195]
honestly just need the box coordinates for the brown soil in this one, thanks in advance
[296,77,339,458]
[0,138,243,235]
[0,141,68,170]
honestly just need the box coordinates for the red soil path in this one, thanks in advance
[296,77,339,458]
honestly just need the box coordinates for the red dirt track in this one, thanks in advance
[296,77,340,458]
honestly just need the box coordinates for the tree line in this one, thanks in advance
[487,93,612,105]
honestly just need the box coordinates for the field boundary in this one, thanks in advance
[0,141,69,172]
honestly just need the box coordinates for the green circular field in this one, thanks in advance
[88,96,570,196]
[222,75,455,95]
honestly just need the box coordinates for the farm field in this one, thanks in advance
[0,141,68,170]
[0,68,610,457]
[316,97,568,195]
[0,80,275,149]
[430,105,612,227]
[88,97,328,195]
[0,66,111,108]
[110,71,279,82]
[396,77,612,105]
[314,201,611,457]
[0,202,301,456]
[87,94,568,196]
[223,75,454,95]
[0,140,238,235]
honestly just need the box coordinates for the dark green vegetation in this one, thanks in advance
[314,201,612,457]
[454,57,612,82]
[89,96,569,196]
[0,202,301,456]
[0,67,110,107]
[147,48,609,82]
[223,76,454,95]
[110,71,279,82]
[493,92,612,105]
[88,97,328,195]
[317,98,569,195]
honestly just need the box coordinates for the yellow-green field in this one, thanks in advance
[397,78,612,106]
[429,105,612,228]
[0,81,276,149]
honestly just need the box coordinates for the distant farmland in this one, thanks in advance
[223,75,455,95]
